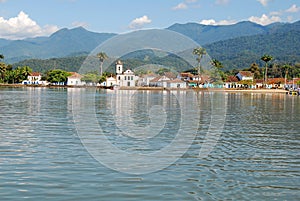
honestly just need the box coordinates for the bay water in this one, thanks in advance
[0,87,299,200]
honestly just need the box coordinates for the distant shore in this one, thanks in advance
[0,83,291,94]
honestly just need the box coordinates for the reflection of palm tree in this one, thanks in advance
[97,52,108,76]
[261,54,273,84]
[193,47,206,85]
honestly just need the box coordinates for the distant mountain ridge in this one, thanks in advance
[167,21,268,45]
[1,27,116,63]
[1,20,300,68]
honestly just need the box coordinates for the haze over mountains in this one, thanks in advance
[1,20,300,70]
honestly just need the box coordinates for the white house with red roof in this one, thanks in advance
[22,72,46,85]
[67,72,85,86]
[236,71,254,81]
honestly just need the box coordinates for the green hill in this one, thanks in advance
[204,30,300,70]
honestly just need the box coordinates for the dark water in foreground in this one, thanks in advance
[0,87,299,200]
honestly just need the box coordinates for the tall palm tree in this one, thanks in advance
[261,54,273,84]
[0,63,7,82]
[193,47,206,85]
[211,59,223,69]
[282,64,291,85]
[97,52,108,76]
[0,55,6,82]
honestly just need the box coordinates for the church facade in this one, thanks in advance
[115,60,138,87]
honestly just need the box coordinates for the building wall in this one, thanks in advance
[67,78,85,86]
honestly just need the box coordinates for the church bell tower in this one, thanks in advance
[116,60,123,74]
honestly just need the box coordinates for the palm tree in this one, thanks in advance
[211,59,223,70]
[193,47,206,85]
[0,55,6,82]
[261,54,273,84]
[282,64,291,85]
[0,62,7,82]
[97,52,108,76]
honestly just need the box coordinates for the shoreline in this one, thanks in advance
[0,84,290,94]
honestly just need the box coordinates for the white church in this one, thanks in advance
[105,60,138,87]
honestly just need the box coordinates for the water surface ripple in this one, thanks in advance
[0,88,299,200]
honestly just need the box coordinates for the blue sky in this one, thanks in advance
[0,0,299,39]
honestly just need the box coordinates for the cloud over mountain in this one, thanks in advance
[129,15,152,29]
[249,14,281,25]
[0,11,58,39]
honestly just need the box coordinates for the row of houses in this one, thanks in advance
[22,72,87,86]
[21,62,299,89]
[224,71,300,89]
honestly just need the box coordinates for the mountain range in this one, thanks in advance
[2,20,300,70]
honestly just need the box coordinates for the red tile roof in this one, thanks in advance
[167,78,185,83]
[287,78,300,84]
[267,78,285,84]
[164,72,176,79]
[226,75,238,82]
[68,72,82,79]
[30,72,41,76]
[239,71,254,77]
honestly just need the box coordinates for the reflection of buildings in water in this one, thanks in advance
[27,87,42,115]
[67,88,86,113]
[110,90,188,127]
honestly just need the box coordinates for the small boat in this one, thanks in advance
[288,90,299,96]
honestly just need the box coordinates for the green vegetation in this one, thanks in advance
[204,30,300,70]
[0,54,34,83]
[193,47,206,76]
[13,56,86,73]
[97,52,108,76]
[261,54,273,82]
[46,69,71,84]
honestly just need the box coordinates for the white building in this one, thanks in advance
[138,73,157,86]
[67,72,86,86]
[115,60,138,87]
[236,71,254,81]
[105,76,117,87]
[22,72,42,85]
[167,79,187,89]
[149,75,171,87]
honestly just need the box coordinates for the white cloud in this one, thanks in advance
[186,0,197,3]
[172,3,188,10]
[200,19,236,25]
[257,0,271,6]
[172,0,198,10]
[216,0,229,5]
[287,16,293,22]
[286,4,300,13]
[0,11,59,40]
[0,0,7,3]
[249,14,281,25]
[71,21,89,28]
[129,15,152,29]
[269,11,282,16]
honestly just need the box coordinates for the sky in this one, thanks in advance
[0,0,299,39]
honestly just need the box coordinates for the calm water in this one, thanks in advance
[0,87,299,200]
